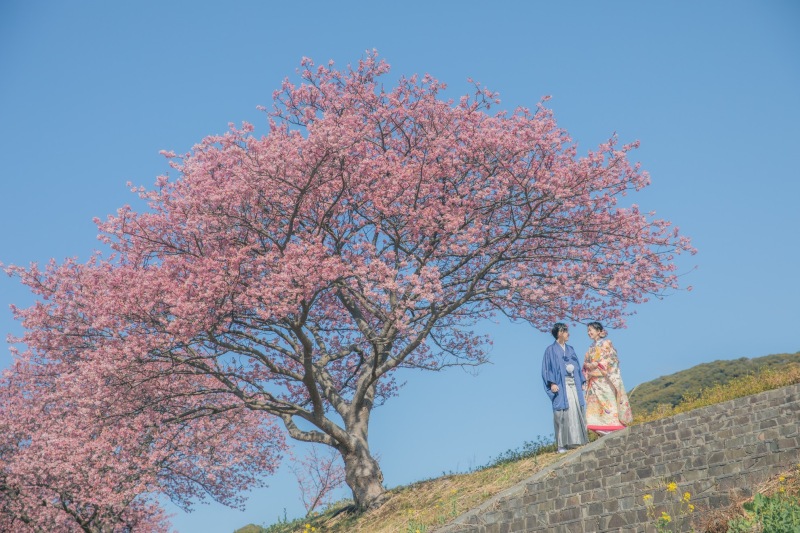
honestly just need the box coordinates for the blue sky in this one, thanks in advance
[1,1,798,532]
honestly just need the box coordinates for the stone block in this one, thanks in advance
[760,418,779,429]
[618,495,636,511]
[725,447,749,461]
[653,463,668,477]
[663,460,683,475]
[755,408,779,422]
[587,478,603,491]
[708,494,731,508]
[562,519,585,533]
[588,502,604,517]
[706,450,726,465]
[545,507,569,524]
[484,523,502,533]
[719,474,751,491]
[607,513,628,528]
[708,464,729,477]
[621,469,636,483]
[508,519,525,532]
[716,428,735,441]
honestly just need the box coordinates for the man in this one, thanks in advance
[541,323,588,453]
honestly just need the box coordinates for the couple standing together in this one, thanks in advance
[541,322,633,453]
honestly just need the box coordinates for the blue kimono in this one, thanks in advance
[541,341,586,411]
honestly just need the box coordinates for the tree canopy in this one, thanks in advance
[3,52,694,524]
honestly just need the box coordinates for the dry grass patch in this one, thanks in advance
[258,451,561,533]
[320,452,561,533]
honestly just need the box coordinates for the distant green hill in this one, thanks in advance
[628,351,800,414]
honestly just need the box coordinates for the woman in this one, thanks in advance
[582,322,633,435]
[541,323,589,453]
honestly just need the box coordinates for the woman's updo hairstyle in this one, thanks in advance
[587,321,608,338]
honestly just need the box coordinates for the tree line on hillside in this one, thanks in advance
[628,352,800,414]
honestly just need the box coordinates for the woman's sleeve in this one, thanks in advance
[582,347,604,378]
[605,340,634,424]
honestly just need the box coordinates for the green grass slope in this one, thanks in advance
[628,351,799,414]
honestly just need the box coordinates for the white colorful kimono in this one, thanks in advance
[582,338,632,433]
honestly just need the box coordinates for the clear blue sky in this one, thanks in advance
[1,1,798,532]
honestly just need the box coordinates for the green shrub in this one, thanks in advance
[726,492,800,532]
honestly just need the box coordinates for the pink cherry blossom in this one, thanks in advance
[4,51,694,518]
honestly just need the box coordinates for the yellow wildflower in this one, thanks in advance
[661,512,672,523]
[683,491,691,502]
[643,494,653,503]
[779,476,786,482]
[688,504,695,512]
[666,482,678,492]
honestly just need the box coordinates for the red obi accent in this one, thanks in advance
[588,424,626,432]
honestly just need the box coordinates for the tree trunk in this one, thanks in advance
[341,440,385,511]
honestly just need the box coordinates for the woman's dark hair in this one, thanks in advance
[551,322,568,339]
[587,321,608,338]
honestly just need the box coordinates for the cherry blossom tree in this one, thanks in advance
[6,51,694,511]
[0,334,285,531]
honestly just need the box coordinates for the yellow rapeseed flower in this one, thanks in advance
[666,482,678,493]
[688,504,695,512]
[683,491,691,502]
[661,512,672,523]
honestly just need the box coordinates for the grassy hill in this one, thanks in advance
[237,353,800,533]
[628,351,799,414]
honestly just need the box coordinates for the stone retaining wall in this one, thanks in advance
[435,382,800,532]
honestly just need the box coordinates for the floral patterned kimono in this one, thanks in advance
[582,338,632,433]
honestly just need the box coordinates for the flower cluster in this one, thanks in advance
[643,481,694,532]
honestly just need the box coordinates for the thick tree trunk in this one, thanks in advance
[341,440,385,511]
